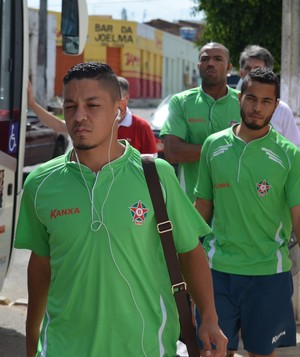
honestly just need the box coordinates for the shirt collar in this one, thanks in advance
[200,85,230,102]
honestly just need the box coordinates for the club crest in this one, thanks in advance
[129,200,149,225]
[256,180,271,197]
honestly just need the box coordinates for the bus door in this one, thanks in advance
[0,0,87,291]
[0,0,26,290]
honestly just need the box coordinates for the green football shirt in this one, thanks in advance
[15,141,211,357]
[194,125,300,275]
[160,86,240,202]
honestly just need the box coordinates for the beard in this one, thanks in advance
[240,107,273,131]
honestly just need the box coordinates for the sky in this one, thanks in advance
[27,0,203,23]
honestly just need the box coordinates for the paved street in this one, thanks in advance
[0,249,29,357]
[0,304,26,357]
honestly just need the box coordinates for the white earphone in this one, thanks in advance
[115,108,121,121]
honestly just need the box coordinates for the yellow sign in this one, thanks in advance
[49,11,62,46]
[89,18,137,47]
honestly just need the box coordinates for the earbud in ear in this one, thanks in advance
[115,108,121,121]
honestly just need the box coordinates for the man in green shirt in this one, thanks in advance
[15,62,227,357]
[160,42,240,201]
[194,68,300,356]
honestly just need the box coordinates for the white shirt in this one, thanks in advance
[118,107,132,127]
[271,100,300,148]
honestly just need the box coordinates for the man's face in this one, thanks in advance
[239,80,278,131]
[240,58,265,79]
[63,78,121,151]
[198,46,231,86]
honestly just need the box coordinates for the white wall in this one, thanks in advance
[28,9,56,104]
[162,32,199,98]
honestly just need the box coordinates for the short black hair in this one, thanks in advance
[199,42,230,62]
[241,67,280,99]
[63,62,121,101]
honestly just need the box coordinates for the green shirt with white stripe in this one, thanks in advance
[160,86,240,202]
[15,141,210,357]
[194,125,300,275]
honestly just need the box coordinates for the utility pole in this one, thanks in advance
[121,8,128,20]
[281,0,300,321]
[281,0,300,121]
[36,0,48,107]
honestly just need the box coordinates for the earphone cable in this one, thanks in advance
[73,118,148,355]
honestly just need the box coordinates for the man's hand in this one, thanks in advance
[198,317,228,356]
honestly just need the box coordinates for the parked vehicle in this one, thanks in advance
[226,73,240,89]
[150,94,172,158]
[24,110,69,167]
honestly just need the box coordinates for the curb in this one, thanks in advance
[0,296,11,305]
[0,296,28,306]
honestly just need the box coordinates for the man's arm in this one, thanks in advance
[26,252,51,357]
[163,135,202,164]
[291,205,300,246]
[179,244,227,356]
[28,81,68,133]
[194,198,214,225]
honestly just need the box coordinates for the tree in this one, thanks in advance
[192,0,282,71]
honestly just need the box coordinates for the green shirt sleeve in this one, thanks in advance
[14,174,50,256]
[159,94,187,140]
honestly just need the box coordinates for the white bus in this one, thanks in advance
[0,0,88,291]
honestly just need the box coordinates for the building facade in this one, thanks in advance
[29,9,57,103]
[49,13,199,99]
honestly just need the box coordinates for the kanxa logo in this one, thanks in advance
[50,208,80,219]
[272,330,286,344]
